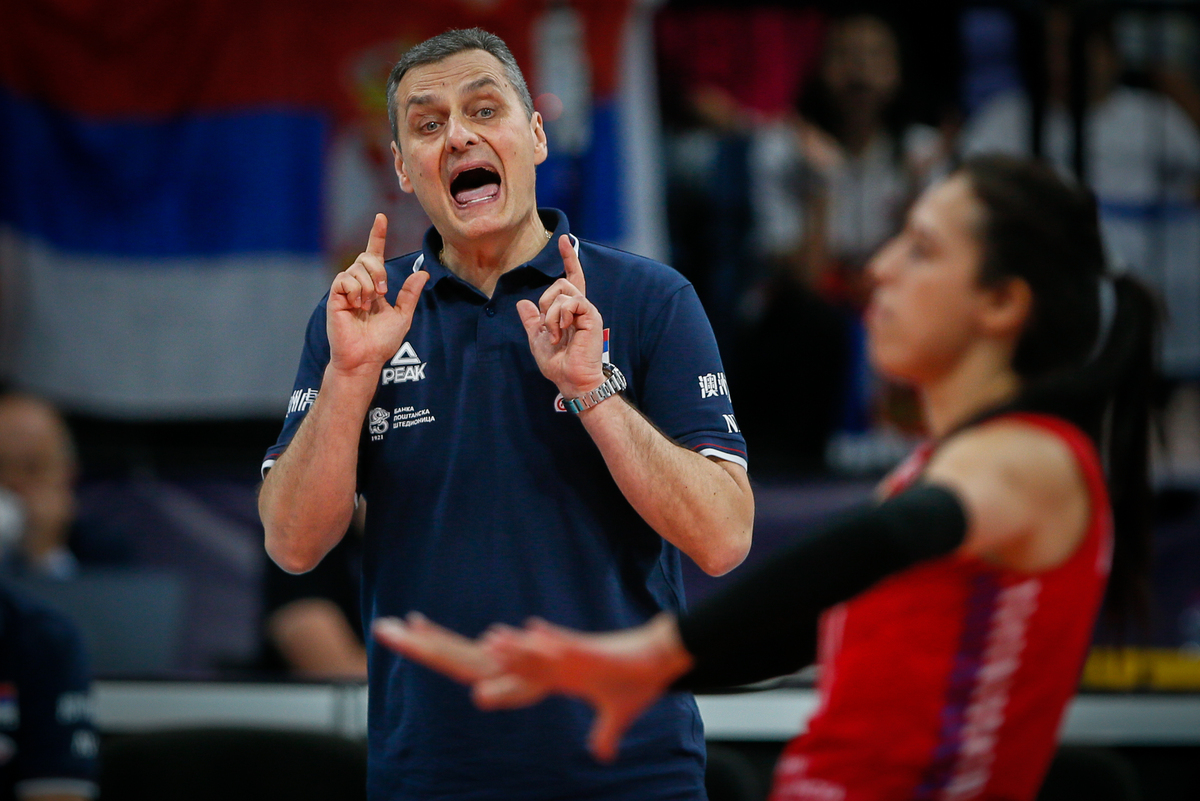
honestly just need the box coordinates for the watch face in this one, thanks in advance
[604,365,627,392]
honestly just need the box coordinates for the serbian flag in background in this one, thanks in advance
[0,0,657,418]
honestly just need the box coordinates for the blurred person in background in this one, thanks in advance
[961,3,1200,478]
[260,511,365,681]
[0,395,129,581]
[739,12,948,474]
[0,578,98,801]
[652,5,826,358]
[0,395,76,580]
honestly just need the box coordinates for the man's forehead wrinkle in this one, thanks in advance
[401,59,508,110]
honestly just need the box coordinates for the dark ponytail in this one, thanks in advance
[958,155,1160,628]
[1016,276,1158,627]
[1094,277,1157,625]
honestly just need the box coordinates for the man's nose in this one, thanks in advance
[445,114,479,152]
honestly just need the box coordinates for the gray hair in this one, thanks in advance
[386,28,534,144]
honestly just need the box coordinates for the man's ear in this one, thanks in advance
[982,276,1033,339]
[530,111,548,167]
[392,141,414,194]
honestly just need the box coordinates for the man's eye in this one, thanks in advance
[421,121,440,133]
[478,107,494,119]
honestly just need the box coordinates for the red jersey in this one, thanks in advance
[770,413,1113,801]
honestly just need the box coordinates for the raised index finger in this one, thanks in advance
[366,213,388,260]
[559,234,585,295]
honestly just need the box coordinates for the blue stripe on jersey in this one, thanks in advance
[914,572,1001,799]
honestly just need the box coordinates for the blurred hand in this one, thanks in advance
[517,236,606,400]
[479,614,693,763]
[793,117,844,180]
[327,213,428,378]
[374,612,693,763]
[371,613,544,705]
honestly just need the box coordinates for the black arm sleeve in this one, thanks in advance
[674,484,968,691]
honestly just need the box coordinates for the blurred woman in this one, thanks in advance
[375,155,1158,801]
[741,12,949,471]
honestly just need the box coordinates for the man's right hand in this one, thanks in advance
[328,213,429,377]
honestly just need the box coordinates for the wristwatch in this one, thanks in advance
[564,364,627,414]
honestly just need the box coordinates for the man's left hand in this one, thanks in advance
[517,235,606,399]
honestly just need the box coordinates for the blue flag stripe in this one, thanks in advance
[0,88,327,258]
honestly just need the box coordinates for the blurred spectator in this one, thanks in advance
[260,513,364,681]
[960,5,1200,478]
[0,394,130,580]
[738,13,945,473]
[654,5,826,354]
[1115,9,1200,133]
[0,580,98,801]
[751,13,944,279]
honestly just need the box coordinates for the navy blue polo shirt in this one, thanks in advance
[266,209,747,801]
[0,583,97,801]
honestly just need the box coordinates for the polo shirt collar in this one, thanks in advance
[414,208,573,285]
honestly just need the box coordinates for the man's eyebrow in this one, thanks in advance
[463,76,502,95]
[404,94,434,112]
[404,77,502,113]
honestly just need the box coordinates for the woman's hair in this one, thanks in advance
[958,154,1159,629]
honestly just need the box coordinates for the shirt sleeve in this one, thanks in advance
[262,295,333,477]
[13,607,98,799]
[635,283,748,469]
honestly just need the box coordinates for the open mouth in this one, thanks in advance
[450,167,501,206]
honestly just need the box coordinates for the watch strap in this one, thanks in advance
[565,365,627,414]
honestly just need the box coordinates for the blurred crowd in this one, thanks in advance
[657,2,1200,482]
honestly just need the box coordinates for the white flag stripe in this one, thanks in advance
[1,226,330,418]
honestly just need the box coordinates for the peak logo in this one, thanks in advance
[390,342,420,366]
[382,342,427,384]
